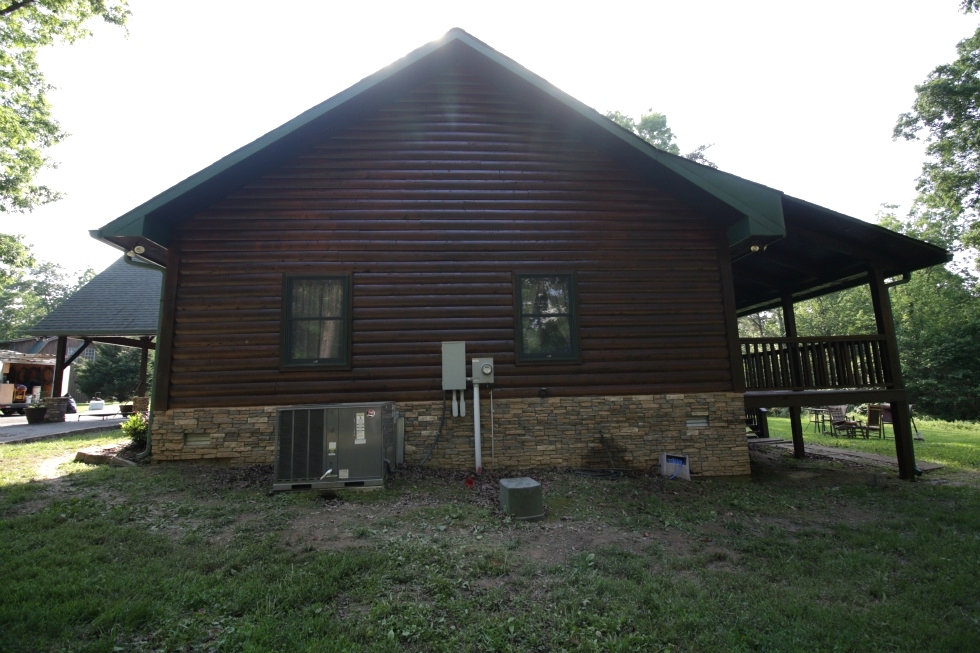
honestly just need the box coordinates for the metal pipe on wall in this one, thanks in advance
[473,382,482,474]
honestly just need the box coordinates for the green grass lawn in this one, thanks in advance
[765,414,980,477]
[2,428,980,652]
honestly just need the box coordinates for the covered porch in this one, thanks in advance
[27,257,162,404]
[728,196,950,480]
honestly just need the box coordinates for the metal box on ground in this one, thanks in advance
[274,402,396,491]
[499,477,544,521]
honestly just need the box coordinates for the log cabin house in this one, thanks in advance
[91,29,949,479]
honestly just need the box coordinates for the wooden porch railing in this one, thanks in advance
[741,336,894,391]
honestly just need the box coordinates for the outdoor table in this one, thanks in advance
[808,407,830,433]
[76,410,121,421]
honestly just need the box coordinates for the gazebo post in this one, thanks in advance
[53,336,67,397]
[137,341,150,396]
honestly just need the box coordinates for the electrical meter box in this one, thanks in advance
[499,477,544,521]
[274,402,397,491]
[472,357,495,384]
[442,341,467,390]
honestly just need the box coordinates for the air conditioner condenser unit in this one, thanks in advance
[274,402,398,491]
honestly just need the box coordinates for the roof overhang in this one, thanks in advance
[0,350,56,366]
[732,196,952,315]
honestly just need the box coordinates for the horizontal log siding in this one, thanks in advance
[167,67,732,409]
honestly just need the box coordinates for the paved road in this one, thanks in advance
[0,413,125,445]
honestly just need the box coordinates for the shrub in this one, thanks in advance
[121,412,148,449]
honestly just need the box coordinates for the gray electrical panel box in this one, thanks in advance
[274,402,397,491]
[472,357,495,384]
[442,341,467,390]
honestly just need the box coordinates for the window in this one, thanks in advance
[516,273,578,362]
[283,276,350,367]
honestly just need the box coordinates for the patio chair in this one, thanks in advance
[881,403,919,438]
[863,404,883,439]
[827,404,860,437]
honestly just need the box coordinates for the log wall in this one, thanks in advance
[164,65,734,410]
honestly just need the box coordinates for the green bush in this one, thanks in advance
[75,343,154,402]
[120,412,148,449]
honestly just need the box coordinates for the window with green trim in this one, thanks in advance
[283,276,350,366]
[516,273,578,361]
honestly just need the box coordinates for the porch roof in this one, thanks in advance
[732,196,951,316]
[27,257,161,341]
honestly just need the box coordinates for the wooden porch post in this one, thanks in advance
[869,270,916,480]
[52,336,67,397]
[152,245,180,412]
[782,292,805,459]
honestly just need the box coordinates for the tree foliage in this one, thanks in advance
[606,109,717,168]
[884,1,980,419]
[892,263,980,421]
[894,6,980,251]
[74,342,149,401]
[0,0,129,212]
[0,234,92,340]
[0,231,33,284]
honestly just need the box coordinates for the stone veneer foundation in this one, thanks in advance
[150,393,750,477]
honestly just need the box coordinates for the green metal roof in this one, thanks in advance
[27,257,161,338]
[93,28,786,261]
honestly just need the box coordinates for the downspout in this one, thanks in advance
[473,381,482,474]
[123,253,165,459]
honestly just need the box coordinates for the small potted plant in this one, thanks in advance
[24,396,48,424]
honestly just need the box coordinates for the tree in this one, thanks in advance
[878,204,980,420]
[894,4,980,252]
[606,109,717,168]
[0,231,33,284]
[74,342,150,401]
[0,235,93,340]
[0,0,129,212]
[891,263,980,420]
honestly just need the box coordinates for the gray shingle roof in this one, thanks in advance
[27,257,161,337]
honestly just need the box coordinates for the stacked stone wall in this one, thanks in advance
[152,406,278,464]
[149,393,750,476]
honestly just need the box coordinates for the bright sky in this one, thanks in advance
[8,0,978,276]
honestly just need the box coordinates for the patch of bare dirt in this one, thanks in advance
[35,453,75,480]
[22,443,920,571]
[748,445,903,488]
[274,466,688,567]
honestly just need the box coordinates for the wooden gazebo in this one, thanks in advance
[27,256,162,399]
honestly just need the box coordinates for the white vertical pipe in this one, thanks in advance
[490,387,495,465]
[473,381,482,473]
